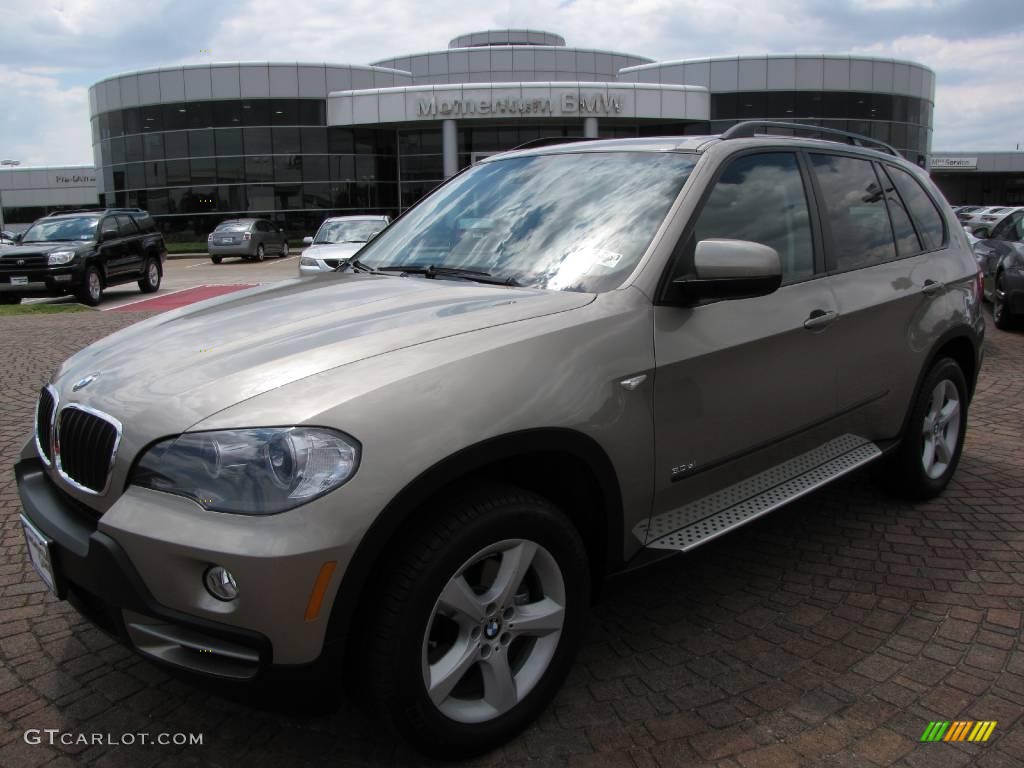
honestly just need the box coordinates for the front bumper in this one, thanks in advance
[15,450,360,679]
[0,267,82,296]
[298,258,334,276]
[16,457,270,678]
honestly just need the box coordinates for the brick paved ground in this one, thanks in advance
[1,310,1023,768]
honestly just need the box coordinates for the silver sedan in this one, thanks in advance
[298,215,390,275]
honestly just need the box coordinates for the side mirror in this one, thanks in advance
[101,229,117,242]
[303,236,313,245]
[665,239,782,305]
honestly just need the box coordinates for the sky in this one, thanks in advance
[1,0,1021,166]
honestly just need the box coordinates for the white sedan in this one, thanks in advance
[298,215,390,275]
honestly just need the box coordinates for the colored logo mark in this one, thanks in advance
[920,721,996,742]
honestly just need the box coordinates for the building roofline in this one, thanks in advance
[620,53,935,76]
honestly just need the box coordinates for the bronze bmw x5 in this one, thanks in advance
[16,123,983,757]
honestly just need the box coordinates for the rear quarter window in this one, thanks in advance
[885,166,946,251]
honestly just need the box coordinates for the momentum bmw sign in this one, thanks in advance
[416,93,623,117]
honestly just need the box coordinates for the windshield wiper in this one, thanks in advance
[376,264,521,287]
[333,257,383,274]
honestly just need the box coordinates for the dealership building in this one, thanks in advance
[73,28,942,239]
[4,29,1021,235]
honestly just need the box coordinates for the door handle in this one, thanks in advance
[921,279,945,296]
[803,309,838,330]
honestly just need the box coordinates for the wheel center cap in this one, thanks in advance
[484,618,501,639]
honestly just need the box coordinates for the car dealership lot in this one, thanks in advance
[1,311,1023,767]
[26,253,302,311]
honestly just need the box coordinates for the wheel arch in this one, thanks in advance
[899,327,981,443]
[326,428,624,664]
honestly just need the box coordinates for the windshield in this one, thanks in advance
[215,221,252,232]
[314,220,386,244]
[357,151,695,293]
[22,216,99,243]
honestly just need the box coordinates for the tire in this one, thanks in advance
[211,255,222,265]
[365,485,590,758]
[137,257,161,293]
[0,295,20,305]
[884,357,968,500]
[280,242,289,258]
[992,272,1015,330]
[75,266,103,306]
[255,244,265,262]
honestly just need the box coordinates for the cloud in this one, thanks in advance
[0,0,1019,164]
[0,67,92,165]
[853,32,1024,148]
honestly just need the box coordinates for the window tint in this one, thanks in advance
[876,163,921,258]
[991,211,1023,242]
[885,166,945,251]
[690,152,814,283]
[116,215,139,236]
[810,154,895,270]
[100,217,119,239]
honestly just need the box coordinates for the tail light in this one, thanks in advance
[207,233,213,241]
[975,270,985,303]
[243,232,252,240]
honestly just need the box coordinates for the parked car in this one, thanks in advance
[0,209,165,306]
[955,205,986,222]
[297,215,390,275]
[208,218,289,263]
[973,208,1024,329]
[0,230,18,245]
[16,123,983,757]
[959,206,1013,234]
[968,206,1022,239]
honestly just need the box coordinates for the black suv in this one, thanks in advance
[0,209,167,306]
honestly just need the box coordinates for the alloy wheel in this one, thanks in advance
[421,538,565,724]
[147,262,159,287]
[921,379,961,480]
[88,271,101,301]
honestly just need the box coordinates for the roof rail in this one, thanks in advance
[720,120,900,157]
[509,136,601,152]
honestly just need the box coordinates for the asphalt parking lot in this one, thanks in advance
[1,308,1023,768]
[28,252,301,311]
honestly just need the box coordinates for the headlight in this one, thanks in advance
[131,427,359,514]
[47,250,76,265]
[300,256,318,266]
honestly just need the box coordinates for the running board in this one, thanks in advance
[635,434,882,552]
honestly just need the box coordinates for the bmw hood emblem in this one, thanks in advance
[72,374,98,392]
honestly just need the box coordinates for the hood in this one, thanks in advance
[303,242,365,259]
[1,241,86,258]
[52,274,594,440]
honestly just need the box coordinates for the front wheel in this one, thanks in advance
[884,357,968,499]
[138,257,161,293]
[75,266,103,306]
[366,486,589,758]
[992,273,1015,330]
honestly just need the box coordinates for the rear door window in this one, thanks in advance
[884,166,946,251]
[810,154,896,271]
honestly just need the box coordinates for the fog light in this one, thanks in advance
[204,566,239,601]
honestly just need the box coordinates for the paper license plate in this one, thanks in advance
[21,515,58,594]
